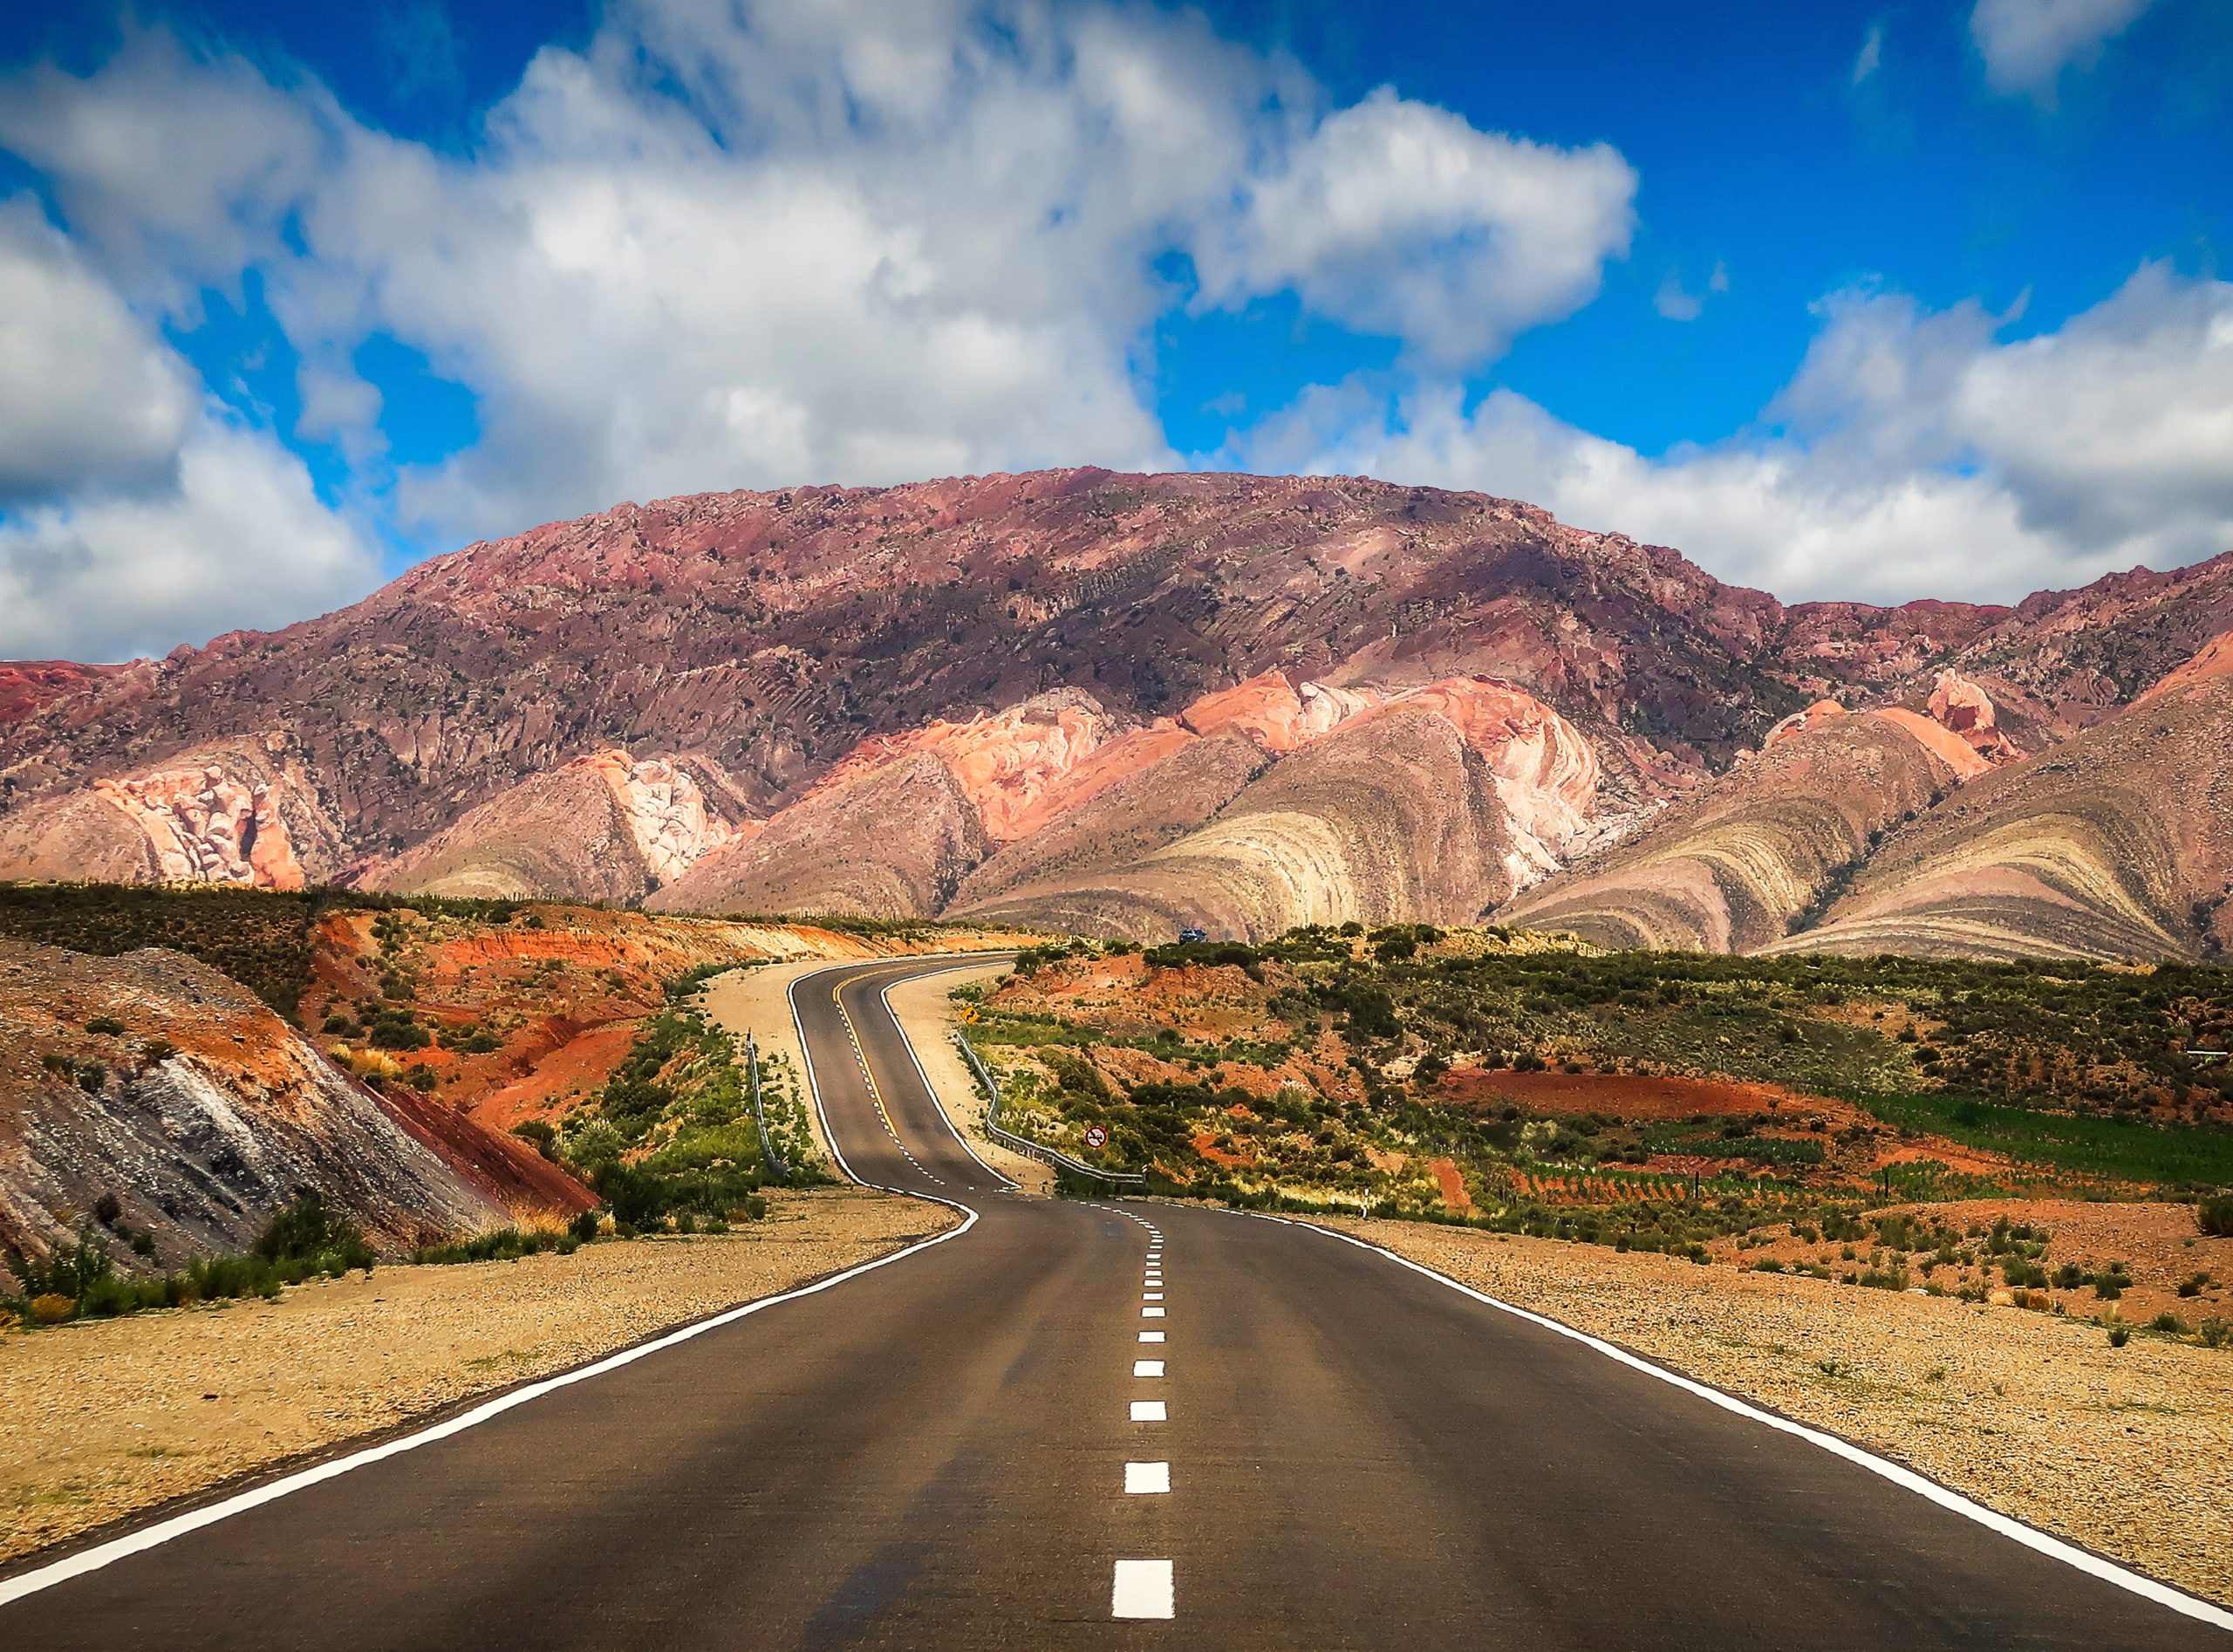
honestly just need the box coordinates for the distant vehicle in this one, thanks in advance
[1177,926,1208,945]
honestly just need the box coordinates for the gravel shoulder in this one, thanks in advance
[1319,1213,2233,1609]
[0,1187,953,1567]
[882,964,1054,1195]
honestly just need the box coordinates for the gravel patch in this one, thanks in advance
[1321,1214,2233,1608]
[0,1187,953,1566]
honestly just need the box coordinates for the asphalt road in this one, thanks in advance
[4,955,2227,1648]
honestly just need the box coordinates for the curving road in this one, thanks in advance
[3,954,2227,1648]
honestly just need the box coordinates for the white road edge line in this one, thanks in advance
[1247,1212,2233,1635]
[0,955,1003,1609]
[0,1199,980,1607]
[1111,1558,1174,1619]
[873,965,1021,1191]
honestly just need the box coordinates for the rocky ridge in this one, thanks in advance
[3,469,2231,955]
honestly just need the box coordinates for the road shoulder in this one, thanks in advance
[1308,1213,2233,1610]
[0,1187,953,1569]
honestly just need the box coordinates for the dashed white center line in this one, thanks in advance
[1143,1291,1164,1300]
[1133,1359,1164,1377]
[1112,1559,1174,1620]
[1130,1400,1167,1422]
[1138,1330,1164,1342]
[1142,1305,1164,1318]
[1124,1461,1171,1495]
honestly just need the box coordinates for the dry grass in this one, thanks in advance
[0,1187,952,1565]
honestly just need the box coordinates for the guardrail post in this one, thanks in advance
[953,1031,1145,1189]
[747,1032,789,1184]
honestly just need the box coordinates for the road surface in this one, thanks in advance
[3,955,2226,1648]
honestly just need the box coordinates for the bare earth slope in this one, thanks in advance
[0,938,538,1277]
[1768,667,2233,961]
[1502,708,1974,952]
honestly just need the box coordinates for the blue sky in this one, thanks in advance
[1,0,2229,659]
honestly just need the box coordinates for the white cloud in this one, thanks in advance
[0,195,195,502]
[0,1,1640,556]
[1242,263,2233,604]
[1193,86,1635,370]
[1970,0,2155,103]
[1653,261,1728,323]
[0,416,378,662]
[1852,23,1885,85]
[0,181,375,661]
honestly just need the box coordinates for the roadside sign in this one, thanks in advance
[959,1007,980,1024]
[1084,1125,1110,1150]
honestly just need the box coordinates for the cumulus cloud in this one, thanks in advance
[1192,86,1636,369]
[0,417,378,662]
[1242,263,2233,604]
[0,196,194,502]
[0,177,376,661]
[1970,0,2155,102]
[0,0,1640,556]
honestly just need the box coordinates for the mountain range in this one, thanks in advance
[3,468,2229,961]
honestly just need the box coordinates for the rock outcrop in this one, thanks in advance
[1760,668,2233,961]
[0,938,546,1275]
[373,749,745,902]
[1499,711,1975,953]
[0,738,344,890]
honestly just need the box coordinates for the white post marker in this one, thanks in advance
[1112,1559,1175,1620]
[1133,1359,1164,1377]
[1130,1401,1166,1422]
[1125,1461,1171,1494]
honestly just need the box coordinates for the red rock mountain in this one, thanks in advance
[3,468,2231,957]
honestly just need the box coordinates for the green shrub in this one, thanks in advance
[2200,1195,2233,1238]
[2108,1326,2130,1348]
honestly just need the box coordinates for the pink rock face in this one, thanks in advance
[1178,671,1380,754]
[93,761,306,889]
[809,691,1118,845]
[999,721,1201,843]
[1762,699,1848,751]
[579,752,741,884]
[1924,670,2023,762]
[1868,708,1992,781]
[1394,677,1601,881]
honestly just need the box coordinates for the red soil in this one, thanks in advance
[1437,1068,1827,1122]
[1429,1157,1472,1212]
[372,1082,595,1219]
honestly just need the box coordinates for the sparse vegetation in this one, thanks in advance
[965,926,2233,1325]
[2,1193,375,1326]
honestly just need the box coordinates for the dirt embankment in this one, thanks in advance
[1326,1214,2233,1608]
[0,1188,952,1567]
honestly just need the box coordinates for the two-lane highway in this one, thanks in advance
[4,954,2228,1647]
